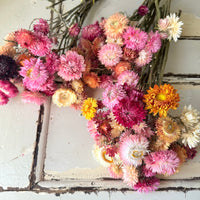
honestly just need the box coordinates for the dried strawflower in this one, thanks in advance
[138,5,149,16]
[69,23,80,37]
[0,80,18,98]
[33,18,49,35]
[83,72,99,88]
[21,91,46,105]
[81,97,97,120]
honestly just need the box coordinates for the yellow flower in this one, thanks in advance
[81,97,97,120]
[53,88,77,107]
[143,84,180,117]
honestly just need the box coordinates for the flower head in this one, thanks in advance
[183,146,197,159]
[119,134,149,166]
[122,165,138,188]
[108,163,123,179]
[21,91,46,105]
[144,150,180,175]
[146,31,161,53]
[114,61,131,77]
[58,50,85,81]
[123,27,148,51]
[69,23,80,37]
[0,80,18,98]
[143,84,180,117]
[0,91,9,105]
[33,18,49,35]
[20,58,49,91]
[53,88,77,107]
[104,13,129,39]
[45,52,60,75]
[82,97,98,120]
[138,5,149,16]
[98,43,122,66]
[83,72,99,88]
[134,49,152,67]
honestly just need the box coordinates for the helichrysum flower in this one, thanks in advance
[123,27,148,51]
[114,61,131,77]
[83,72,99,89]
[143,84,180,117]
[181,105,200,128]
[108,163,123,179]
[21,91,46,105]
[134,49,152,67]
[167,13,183,42]
[146,31,161,53]
[0,80,18,98]
[69,23,80,37]
[119,135,149,167]
[71,79,84,94]
[53,88,77,107]
[33,18,49,35]
[156,116,180,143]
[58,50,85,81]
[122,165,139,188]
[0,91,9,105]
[104,13,129,39]
[138,5,149,16]
[98,43,122,66]
[144,150,180,175]
[81,97,97,120]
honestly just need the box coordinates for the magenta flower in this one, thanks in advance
[133,177,160,193]
[138,5,149,16]
[0,80,18,98]
[98,43,122,66]
[39,76,57,96]
[58,50,85,81]
[81,21,102,41]
[45,52,60,75]
[123,27,148,51]
[20,58,49,92]
[69,23,81,37]
[0,91,9,105]
[99,75,113,89]
[142,166,156,177]
[146,31,161,53]
[33,18,49,35]
[144,150,180,175]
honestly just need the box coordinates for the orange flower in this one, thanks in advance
[0,44,16,57]
[171,144,187,166]
[17,54,31,66]
[83,72,100,88]
[114,61,131,77]
[143,84,180,117]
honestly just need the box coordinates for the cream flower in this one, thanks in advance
[181,125,200,148]
[181,105,200,128]
[71,79,84,94]
[53,88,77,107]
[167,13,183,42]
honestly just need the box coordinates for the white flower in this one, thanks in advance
[167,13,183,42]
[181,125,200,148]
[181,105,200,127]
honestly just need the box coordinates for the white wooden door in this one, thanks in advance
[0,0,200,199]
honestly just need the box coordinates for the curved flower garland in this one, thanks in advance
[0,0,199,193]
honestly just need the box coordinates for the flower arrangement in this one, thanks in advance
[0,0,199,193]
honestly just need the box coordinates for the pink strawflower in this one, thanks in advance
[102,84,125,110]
[20,58,49,92]
[138,5,149,16]
[39,76,57,96]
[0,91,9,105]
[0,80,18,98]
[123,27,148,51]
[99,75,113,89]
[21,90,47,105]
[15,29,35,48]
[98,43,122,66]
[113,98,146,128]
[58,50,85,81]
[87,120,100,140]
[117,70,139,87]
[144,150,180,175]
[135,49,152,67]
[160,32,169,39]
[158,18,170,32]
[33,18,49,35]
[122,165,139,188]
[142,166,156,177]
[184,146,197,159]
[106,145,118,157]
[28,33,51,56]
[132,122,154,138]
[81,21,102,42]
[133,177,160,193]
[119,130,132,143]
[119,134,149,166]
[146,31,161,53]
[108,164,123,179]
[69,23,81,37]
[45,52,60,75]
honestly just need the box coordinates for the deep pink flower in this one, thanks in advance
[142,166,156,177]
[138,5,149,16]
[113,97,146,128]
[98,43,122,66]
[45,52,60,75]
[21,90,47,105]
[99,75,113,89]
[132,122,154,138]
[58,50,85,81]
[81,21,102,41]
[102,84,125,110]
[146,31,161,53]
[0,80,18,98]
[20,58,49,92]
[33,18,49,35]
[144,150,180,175]
[133,177,160,193]
[39,76,57,96]
[0,91,9,105]
[28,33,52,56]
[106,145,118,157]
[123,27,148,51]
[69,23,81,37]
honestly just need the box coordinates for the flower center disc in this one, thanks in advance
[102,150,113,163]
[132,150,143,158]
[164,121,175,134]
[156,93,166,101]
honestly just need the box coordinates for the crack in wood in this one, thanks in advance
[29,105,45,190]
[180,36,200,40]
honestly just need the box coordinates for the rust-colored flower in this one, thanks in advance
[143,84,180,117]
[122,47,138,62]
[156,116,180,143]
[114,61,131,77]
[92,36,105,56]
[171,144,187,167]
[150,138,170,152]
[83,72,100,88]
